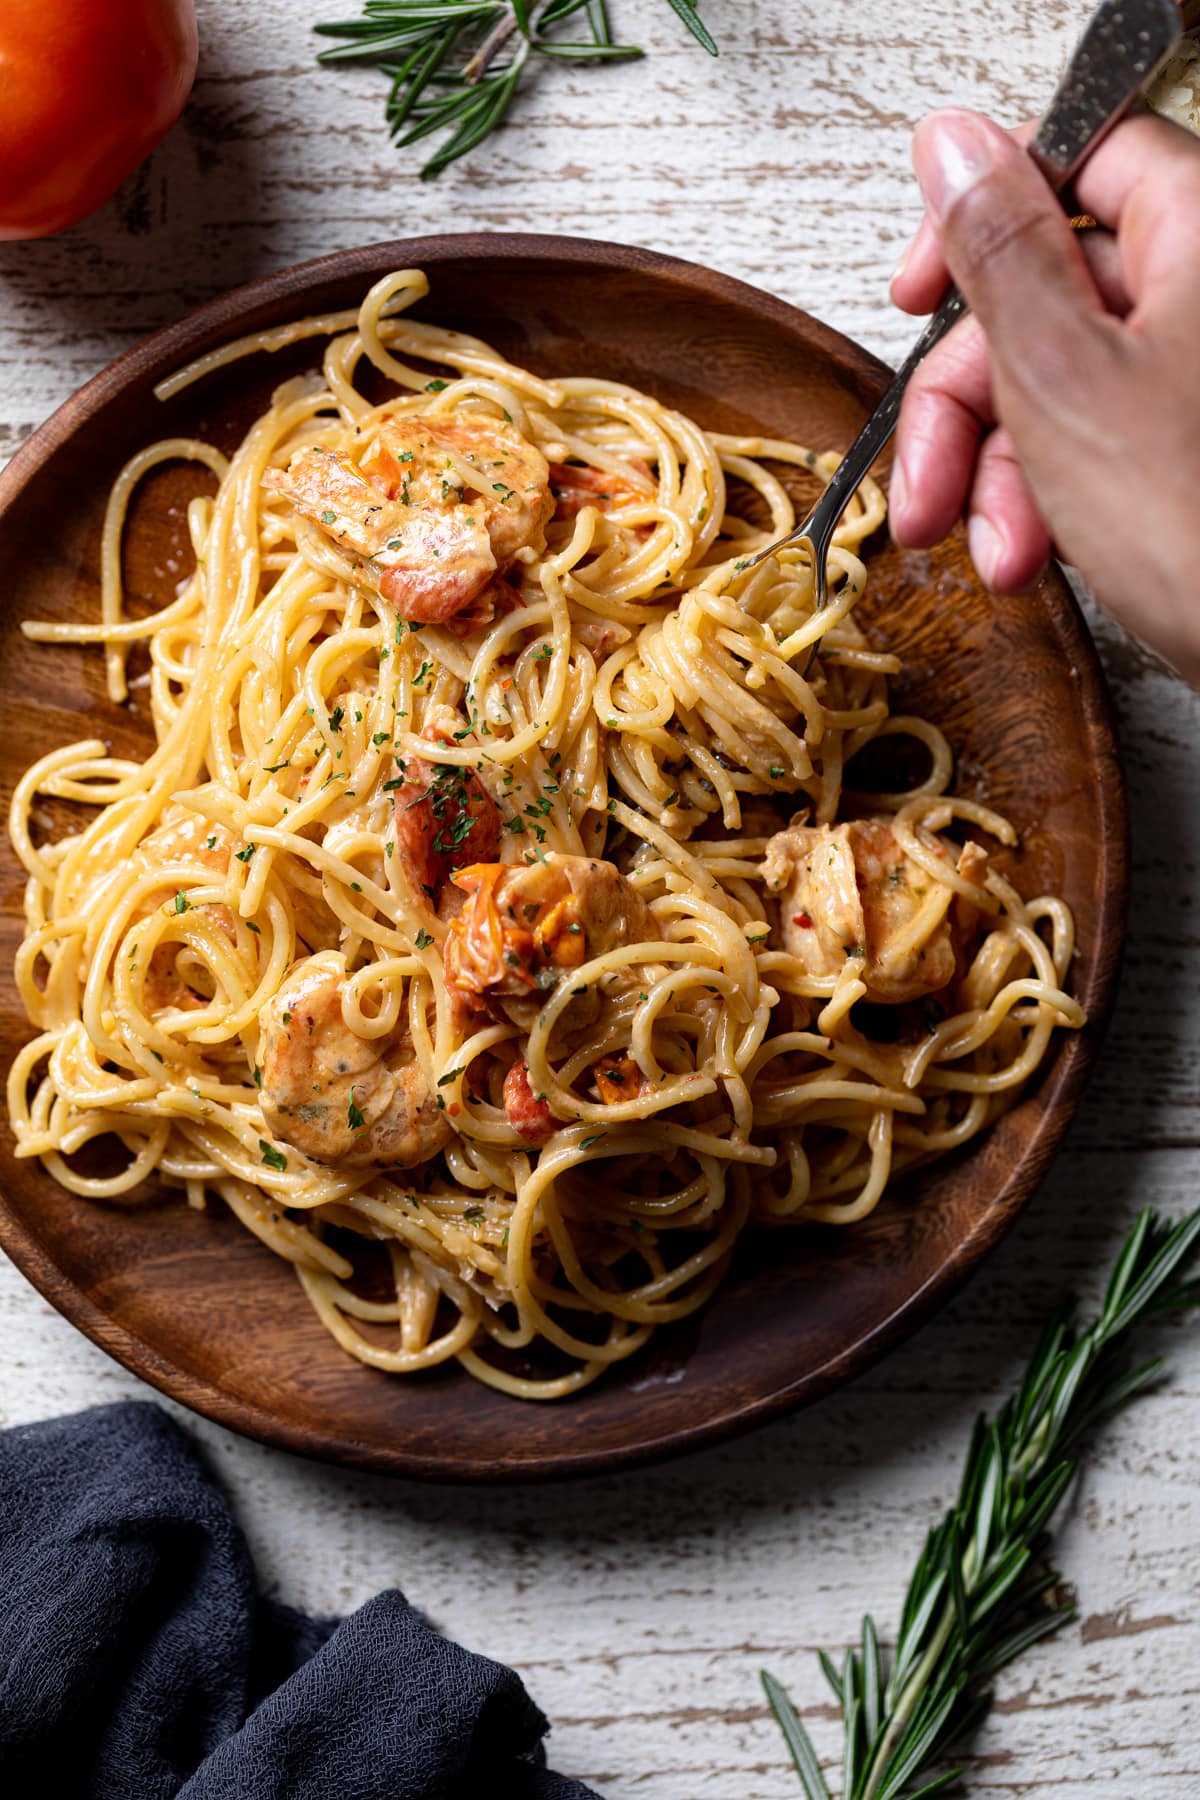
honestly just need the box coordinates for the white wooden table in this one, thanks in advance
[2,4,1198,1793]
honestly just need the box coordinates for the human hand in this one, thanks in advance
[888,107,1200,687]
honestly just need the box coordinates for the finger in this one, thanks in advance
[910,109,1106,391]
[1071,110,1200,309]
[890,313,994,548]
[890,121,1038,315]
[965,427,1052,594]
[894,217,1131,320]
[1078,228,1132,316]
[890,215,945,314]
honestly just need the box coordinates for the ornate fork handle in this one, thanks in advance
[773,0,1183,595]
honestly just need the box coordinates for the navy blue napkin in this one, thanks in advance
[0,1401,601,1799]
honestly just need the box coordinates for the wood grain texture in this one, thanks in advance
[0,1,1196,1793]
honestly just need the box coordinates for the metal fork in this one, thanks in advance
[745,0,1186,606]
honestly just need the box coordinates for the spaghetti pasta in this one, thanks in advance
[8,271,1084,1398]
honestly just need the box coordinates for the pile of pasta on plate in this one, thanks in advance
[10,271,1083,1398]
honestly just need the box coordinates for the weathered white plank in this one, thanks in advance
[2,4,1199,1795]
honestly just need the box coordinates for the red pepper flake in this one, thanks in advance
[448,1101,461,1117]
[792,911,813,928]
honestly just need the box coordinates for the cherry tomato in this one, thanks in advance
[0,1,198,241]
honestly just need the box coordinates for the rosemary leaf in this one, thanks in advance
[419,63,524,177]
[761,1671,832,1800]
[660,0,718,55]
[586,0,612,43]
[532,39,642,58]
[817,1649,844,1705]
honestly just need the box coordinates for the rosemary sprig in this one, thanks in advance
[764,1204,1200,1800]
[314,0,718,179]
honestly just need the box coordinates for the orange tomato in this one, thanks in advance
[0,0,198,241]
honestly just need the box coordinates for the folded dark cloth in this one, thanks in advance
[0,1401,601,1800]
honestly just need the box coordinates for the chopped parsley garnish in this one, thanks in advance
[173,892,190,913]
[415,928,434,950]
[437,1066,465,1087]
[579,1132,606,1151]
[373,731,390,747]
[259,1140,288,1172]
[328,705,344,734]
[347,1091,366,1132]
[252,1065,262,1087]
[263,760,291,773]
[234,844,256,864]
[463,1206,484,1223]
[319,510,337,525]
[425,378,448,392]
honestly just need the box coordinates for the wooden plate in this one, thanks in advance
[0,237,1126,1481]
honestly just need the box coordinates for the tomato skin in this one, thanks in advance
[0,1,198,241]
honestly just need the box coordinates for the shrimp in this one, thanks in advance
[366,416,553,571]
[762,817,989,1005]
[263,445,494,624]
[392,713,502,909]
[502,1057,558,1145]
[256,950,451,1169]
[548,458,655,519]
[443,854,654,1017]
[136,812,234,882]
[263,413,552,625]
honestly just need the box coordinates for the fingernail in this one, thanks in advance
[967,513,1004,589]
[912,111,998,226]
[889,242,914,296]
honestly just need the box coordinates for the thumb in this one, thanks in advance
[911,110,1104,386]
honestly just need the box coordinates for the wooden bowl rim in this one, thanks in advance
[0,234,1128,1482]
